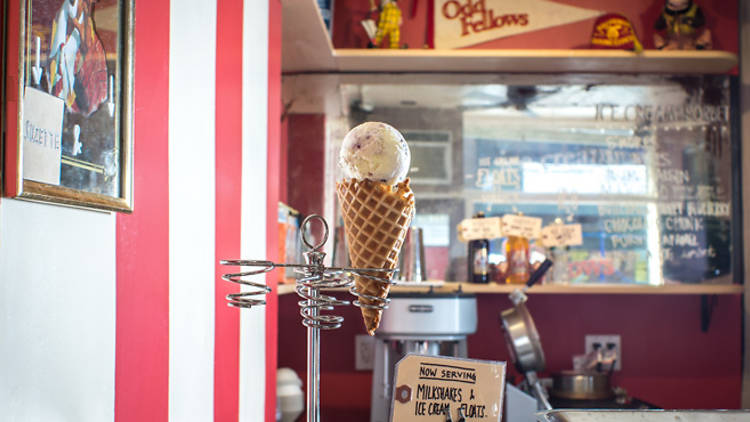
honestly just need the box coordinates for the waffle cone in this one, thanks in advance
[336,178,415,335]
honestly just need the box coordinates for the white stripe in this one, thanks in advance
[0,199,116,421]
[168,0,217,420]
[239,0,269,420]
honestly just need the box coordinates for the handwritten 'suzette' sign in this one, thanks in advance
[457,217,503,242]
[434,0,602,49]
[540,223,583,247]
[22,88,64,185]
[501,214,542,239]
[390,354,506,421]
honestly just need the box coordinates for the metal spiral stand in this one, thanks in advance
[219,262,273,308]
[220,214,396,422]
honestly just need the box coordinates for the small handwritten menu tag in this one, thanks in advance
[390,354,506,422]
[501,215,542,239]
[540,223,583,247]
[22,87,64,185]
[457,217,503,242]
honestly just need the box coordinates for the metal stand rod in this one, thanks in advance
[306,286,320,422]
[298,218,331,422]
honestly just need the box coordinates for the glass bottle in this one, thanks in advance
[546,219,569,284]
[468,212,490,284]
[547,246,569,284]
[505,233,530,284]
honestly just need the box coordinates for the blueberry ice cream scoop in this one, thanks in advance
[339,122,410,186]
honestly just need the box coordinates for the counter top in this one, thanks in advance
[277,282,743,296]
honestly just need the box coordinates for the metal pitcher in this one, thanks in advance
[397,227,426,282]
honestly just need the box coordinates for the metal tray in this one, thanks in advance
[537,410,750,422]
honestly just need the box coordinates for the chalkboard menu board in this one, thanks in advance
[342,75,736,285]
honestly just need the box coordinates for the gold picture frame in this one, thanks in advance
[3,0,134,212]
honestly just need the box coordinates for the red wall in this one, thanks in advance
[267,2,283,420]
[117,1,283,420]
[333,0,738,53]
[115,0,170,418]
[278,293,742,420]
[286,114,326,216]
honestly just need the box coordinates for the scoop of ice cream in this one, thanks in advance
[339,122,410,185]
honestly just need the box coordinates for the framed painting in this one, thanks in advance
[3,0,134,212]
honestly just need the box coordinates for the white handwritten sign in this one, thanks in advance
[390,354,505,422]
[501,214,542,239]
[22,87,64,185]
[540,223,583,247]
[457,217,503,242]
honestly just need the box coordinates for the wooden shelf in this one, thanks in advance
[282,0,738,75]
[276,282,743,296]
[332,49,738,74]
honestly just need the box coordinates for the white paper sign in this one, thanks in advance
[390,354,506,422]
[501,214,542,239]
[434,0,603,49]
[457,217,503,242]
[540,223,583,247]
[22,87,64,185]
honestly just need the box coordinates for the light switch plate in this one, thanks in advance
[355,334,376,371]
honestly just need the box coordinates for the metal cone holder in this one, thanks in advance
[220,214,395,422]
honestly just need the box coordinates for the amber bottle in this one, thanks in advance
[505,234,530,284]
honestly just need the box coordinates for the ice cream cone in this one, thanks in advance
[336,178,415,335]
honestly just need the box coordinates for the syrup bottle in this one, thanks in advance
[468,212,490,284]
[505,214,530,284]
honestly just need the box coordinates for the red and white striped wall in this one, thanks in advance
[0,0,280,421]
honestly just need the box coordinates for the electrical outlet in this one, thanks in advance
[585,334,621,371]
[355,334,376,370]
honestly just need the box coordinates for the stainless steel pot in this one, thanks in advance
[500,302,545,373]
[499,260,553,410]
[551,370,614,400]
[500,293,550,410]
[499,259,552,374]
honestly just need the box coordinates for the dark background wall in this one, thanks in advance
[278,292,742,420]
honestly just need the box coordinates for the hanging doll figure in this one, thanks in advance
[370,0,402,49]
[654,0,712,50]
